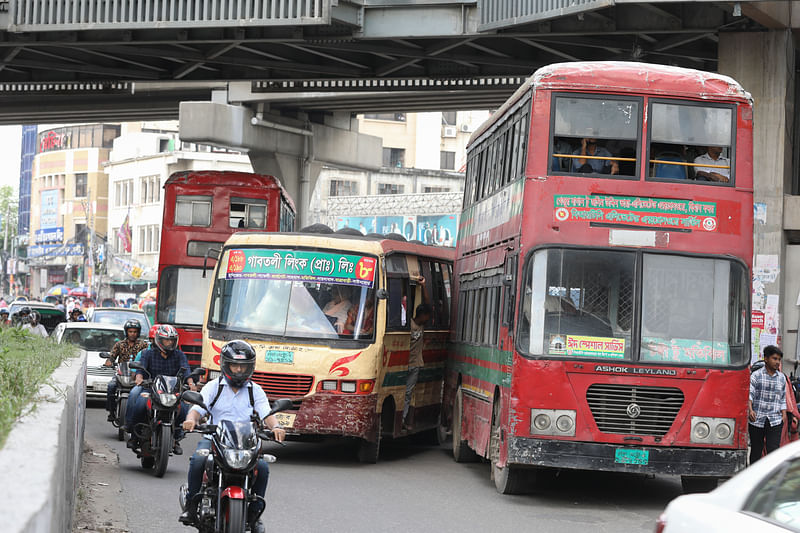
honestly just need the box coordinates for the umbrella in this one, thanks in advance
[69,286,90,297]
[139,287,157,300]
[47,285,71,296]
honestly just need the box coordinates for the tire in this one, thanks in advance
[452,386,479,463]
[116,398,127,441]
[681,476,718,494]
[140,456,155,469]
[153,424,171,478]
[490,395,528,495]
[223,498,247,533]
[356,415,381,464]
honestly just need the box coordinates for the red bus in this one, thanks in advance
[156,171,296,367]
[445,62,753,494]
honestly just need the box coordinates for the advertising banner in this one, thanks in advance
[336,214,460,245]
[551,335,626,359]
[640,337,730,365]
[226,249,377,288]
[40,190,59,229]
[554,194,718,232]
[35,227,64,244]
[27,244,84,258]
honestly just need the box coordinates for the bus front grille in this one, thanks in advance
[251,371,314,398]
[586,384,684,437]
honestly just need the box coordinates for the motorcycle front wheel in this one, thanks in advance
[223,498,247,533]
[153,424,171,478]
[116,398,127,441]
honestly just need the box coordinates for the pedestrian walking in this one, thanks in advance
[749,345,787,463]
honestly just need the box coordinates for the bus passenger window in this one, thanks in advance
[550,95,640,178]
[648,101,734,184]
[387,278,411,330]
[175,195,212,227]
[230,197,268,229]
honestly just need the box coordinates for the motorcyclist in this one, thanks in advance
[69,307,83,322]
[13,305,32,327]
[0,307,10,327]
[22,310,48,337]
[105,319,149,422]
[180,340,286,533]
[126,324,196,455]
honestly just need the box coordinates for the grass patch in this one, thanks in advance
[0,327,79,449]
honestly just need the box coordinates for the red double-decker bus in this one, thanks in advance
[445,62,753,494]
[157,171,295,367]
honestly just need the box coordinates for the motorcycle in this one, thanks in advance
[179,391,293,533]
[100,352,135,442]
[128,361,203,477]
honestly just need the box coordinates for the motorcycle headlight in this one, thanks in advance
[158,392,178,407]
[223,449,256,469]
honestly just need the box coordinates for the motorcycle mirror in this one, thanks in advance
[99,352,111,359]
[181,391,207,410]
[376,289,388,300]
[129,361,145,371]
[189,368,205,381]
[267,398,293,417]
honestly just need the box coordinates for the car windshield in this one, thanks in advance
[209,248,378,342]
[519,249,748,366]
[63,328,123,351]
[92,310,150,331]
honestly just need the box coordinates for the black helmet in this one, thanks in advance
[220,340,256,388]
[153,324,179,354]
[19,306,32,323]
[123,319,142,337]
[30,310,40,324]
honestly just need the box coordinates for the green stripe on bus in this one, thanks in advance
[449,342,512,387]
[382,367,444,388]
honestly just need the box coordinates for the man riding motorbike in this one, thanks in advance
[126,324,196,454]
[105,319,149,422]
[0,307,11,327]
[180,340,286,533]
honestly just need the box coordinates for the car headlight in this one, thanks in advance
[158,392,177,407]
[224,449,255,469]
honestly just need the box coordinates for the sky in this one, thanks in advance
[0,125,22,192]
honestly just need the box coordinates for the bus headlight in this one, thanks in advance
[531,409,576,437]
[691,417,735,445]
[341,381,357,393]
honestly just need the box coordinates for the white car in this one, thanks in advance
[52,322,125,398]
[658,439,800,532]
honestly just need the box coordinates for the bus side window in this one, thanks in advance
[502,254,518,329]
[432,262,450,329]
[387,278,410,330]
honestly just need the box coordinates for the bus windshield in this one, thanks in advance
[208,248,379,342]
[519,249,748,367]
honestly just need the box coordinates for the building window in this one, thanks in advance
[329,179,359,197]
[115,179,134,207]
[75,174,87,197]
[378,183,404,195]
[364,113,406,122]
[229,197,267,229]
[140,175,160,204]
[442,111,457,126]
[424,186,450,193]
[382,148,405,168]
[440,151,456,170]
[138,224,160,253]
[159,138,172,153]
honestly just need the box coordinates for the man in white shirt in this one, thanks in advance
[22,311,48,337]
[693,146,730,182]
[180,340,285,533]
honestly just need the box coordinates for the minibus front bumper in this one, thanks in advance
[506,437,747,477]
[289,392,379,441]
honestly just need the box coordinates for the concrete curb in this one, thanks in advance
[0,353,87,533]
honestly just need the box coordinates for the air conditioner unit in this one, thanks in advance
[460,124,471,133]
[443,126,457,138]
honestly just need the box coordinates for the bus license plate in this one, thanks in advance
[265,350,293,364]
[275,413,296,428]
[615,448,649,465]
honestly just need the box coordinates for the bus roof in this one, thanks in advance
[222,230,455,261]
[165,170,296,211]
[471,61,751,145]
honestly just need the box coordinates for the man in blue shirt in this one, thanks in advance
[180,340,285,533]
[126,324,196,454]
[749,345,787,464]
[571,138,619,175]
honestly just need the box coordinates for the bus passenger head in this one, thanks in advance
[414,303,432,326]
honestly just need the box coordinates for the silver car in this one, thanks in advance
[52,322,125,398]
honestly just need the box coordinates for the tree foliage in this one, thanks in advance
[0,185,18,246]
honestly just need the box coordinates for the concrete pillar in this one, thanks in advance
[718,30,796,364]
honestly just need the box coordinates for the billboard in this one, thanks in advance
[40,190,59,229]
[335,214,458,246]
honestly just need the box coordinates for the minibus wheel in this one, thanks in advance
[452,386,479,463]
[356,417,381,464]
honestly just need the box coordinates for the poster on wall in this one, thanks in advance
[335,214,459,245]
[417,215,458,246]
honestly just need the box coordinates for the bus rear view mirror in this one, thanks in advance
[376,289,388,300]
[202,248,221,278]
